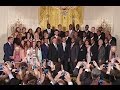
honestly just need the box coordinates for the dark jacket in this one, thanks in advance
[3,42,14,61]
[41,43,49,60]
[77,44,87,61]
[48,43,59,62]
[90,44,98,61]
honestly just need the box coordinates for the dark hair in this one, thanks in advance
[8,36,13,40]
[35,27,41,33]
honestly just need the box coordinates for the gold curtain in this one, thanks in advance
[38,6,84,31]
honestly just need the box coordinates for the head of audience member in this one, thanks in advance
[111,46,117,53]
[26,40,31,48]
[36,41,41,48]
[85,25,89,31]
[47,23,51,29]
[28,28,33,34]
[98,39,103,46]
[91,68,101,80]
[20,40,25,49]
[107,34,112,41]
[43,38,49,44]
[43,32,49,39]
[52,37,57,44]
[69,24,73,30]
[71,37,75,44]
[83,32,87,37]
[91,39,95,45]
[97,30,101,36]
[35,27,42,34]
[58,24,62,31]
[65,31,69,37]
[104,38,109,44]
[34,32,39,40]
[26,32,31,40]
[98,27,103,32]
[105,30,111,38]
[79,39,84,45]
[32,41,36,48]
[54,30,59,36]
[90,32,94,38]
[52,26,56,31]
[73,31,78,38]
[8,36,14,44]
[16,27,21,33]
[91,27,96,33]
[76,24,80,31]
[85,39,91,46]
[14,31,19,38]
[61,37,66,43]
[22,27,26,34]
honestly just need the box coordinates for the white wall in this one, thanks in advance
[0,6,39,62]
[83,6,114,34]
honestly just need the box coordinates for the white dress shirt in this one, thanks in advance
[53,43,58,50]
[62,42,66,51]
[47,29,51,34]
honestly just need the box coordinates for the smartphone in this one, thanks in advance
[89,61,93,64]
[44,68,49,74]
[15,69,20,73]
[32,65,37,70]
[60,71,66,79]
[47,60,51,66]
[0,64,3,71]
[103,64,108,68]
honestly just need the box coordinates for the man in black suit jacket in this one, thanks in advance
[3,36,14,62]
[58,24,65,38]
[41,38,49,60]
[65,31,71,45]
[69,37,79,74]
[58,37,70,71]
[90,32,98,44]
[76,24,83,39]
[107,34,117,46]
[104,38,111,61]
[97,30,105,41]
[48,37,59,63]
[83,25,91,39]
[90,39,98,62]
[77,39,87,61]
[43,23,54,38]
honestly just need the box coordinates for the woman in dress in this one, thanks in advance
[13,43,22,62]
[36,41,42,63]
[85,39,91,63]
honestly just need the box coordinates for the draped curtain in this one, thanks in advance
[38,6,84,31]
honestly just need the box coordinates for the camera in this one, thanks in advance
[60,71,66,80]
[0,64,3,71]
[32,65,37,70]
[44,68,49,74]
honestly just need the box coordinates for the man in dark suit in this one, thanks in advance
[57,24,65,38]
[98,39,105,65]
[104,38,111,61]
[90,32,98,45]
[3,36,14,62]
[68,24,75,38]
[90,39,98,62]
[41,38,49,60]
[76,24,83,39]
[97,30,105,41]
[48,37,59,63]
[69,37,79,74]
[58,37,70,71]
[83,25,91,39]
[43,23,54,39]
[77,39,87,61]
[107,34,117,46]
[65,31,71,45]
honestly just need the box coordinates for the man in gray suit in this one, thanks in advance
[69,37,79,74]
[98,39,105,65]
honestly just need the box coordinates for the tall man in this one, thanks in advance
[43,23,54,39]
[58,37,70,71]
[48,37,59,63]
[3,36,14,62]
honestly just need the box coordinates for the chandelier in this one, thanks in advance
[52,6,77,16]
[53,6,77,10]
